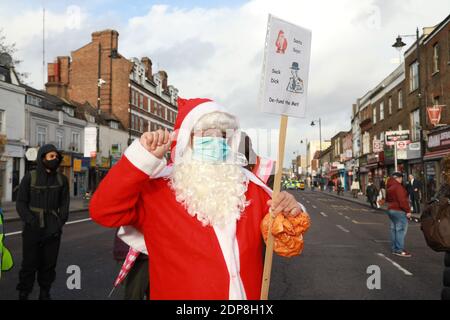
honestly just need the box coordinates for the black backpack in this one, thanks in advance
[420,197,450,252]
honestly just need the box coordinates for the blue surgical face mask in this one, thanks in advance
[192,136,231,163]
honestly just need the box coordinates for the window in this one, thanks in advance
[409,61,419,92]
[433,96,440,106]
[139,94,143,109]
[85,113,95,123]
[398,90,403,109]
[380,132,385,143]
[110,121,119,129]
[62,106,75,117]
[0,74,5,81]
[26,95,42,107]
[0,110,4,133]
[131,114,135,130]
[398,124,403,131]
[71,131,81,152]
[147,98,151,112]
[380,102,384,121]
[131,90,135,106]
[388,97,392,115]
[410,109,420,141]
[448,30,450,62]
[373,107,377,124]
[37,126,47,146]
[139,118,144,132]
[56,129,64,150]
[433,43,440,73]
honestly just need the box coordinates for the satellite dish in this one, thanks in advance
[0,52,13,68]
[25,148,38,161]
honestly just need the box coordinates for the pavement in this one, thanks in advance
[306,188,422,221]
[1,198,90,222]
[0,190,445,300]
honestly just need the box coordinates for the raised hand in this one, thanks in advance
[139,129,172,159]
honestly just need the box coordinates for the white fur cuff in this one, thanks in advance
[124,139,167,177]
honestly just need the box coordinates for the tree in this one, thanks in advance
[0,28,29,82]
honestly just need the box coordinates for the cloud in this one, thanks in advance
[2,0,450,166]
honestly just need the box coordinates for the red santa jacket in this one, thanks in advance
[89,148,271,300]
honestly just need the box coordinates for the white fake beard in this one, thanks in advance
[169,156,250,227]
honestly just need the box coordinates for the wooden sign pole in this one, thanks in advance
[260,115,288,300]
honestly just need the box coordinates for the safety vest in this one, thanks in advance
[29,170,63,228]
[0,208,14,278]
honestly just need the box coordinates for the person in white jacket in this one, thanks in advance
[351,179,360,198]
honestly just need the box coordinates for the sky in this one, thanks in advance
[1,0,450,167]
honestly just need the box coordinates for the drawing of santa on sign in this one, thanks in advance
[275,30,288,54]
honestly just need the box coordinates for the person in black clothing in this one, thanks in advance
[431,156,450,300]
[406,174,422,213]
[366,180,378,209]
[16,144,70,300]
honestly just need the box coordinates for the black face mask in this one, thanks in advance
[43,158,60,171]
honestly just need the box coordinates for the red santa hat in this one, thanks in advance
[170,97,240,164]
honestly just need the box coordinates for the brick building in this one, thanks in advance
[45,29,179,146]
[351,14,450,196]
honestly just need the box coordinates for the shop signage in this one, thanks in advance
[427,129,450,150]
[73,159,82,172]
[385,130,410,146]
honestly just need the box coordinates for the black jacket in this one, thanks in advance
[430,183,450,300]
[16,144,70,238]
[406,179,422,199]
[443,252,450,300]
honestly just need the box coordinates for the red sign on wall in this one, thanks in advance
[427,105,444,126]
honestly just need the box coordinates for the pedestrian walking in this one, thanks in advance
[15,144,70,300]
[407,174,422,214]
[366,180,378,209]
[336,178,343,196]
[386,172,412,258]
[327,179,334,193]
[351,179,360,198]
[376,179,386,208]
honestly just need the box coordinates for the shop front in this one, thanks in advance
[73,156,89,198]
[424,126,450,201]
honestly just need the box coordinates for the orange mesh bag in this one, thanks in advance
[261,211,311,258]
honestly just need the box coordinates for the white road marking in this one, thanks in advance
[352,220,383,225]
[312,205,317,209]
[377,253,413,276]
[344,216,350,220]
[338,212,343,216]
[336,225,350,233]
[66,218,92,225]
[5,218,92,237]
[4,231,21,237]
[320,212,328,217]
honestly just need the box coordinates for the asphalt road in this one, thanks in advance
[0,190,445,300]
[269,190,445,300]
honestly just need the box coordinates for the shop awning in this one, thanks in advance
[365,163,379,169]
[424,149,450,161]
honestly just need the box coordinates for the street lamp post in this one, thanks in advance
[311,118,322,177]
[392,27,427,204]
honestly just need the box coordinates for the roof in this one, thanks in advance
[21,84,73,111]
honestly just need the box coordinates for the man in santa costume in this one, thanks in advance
[90,98,307,300]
